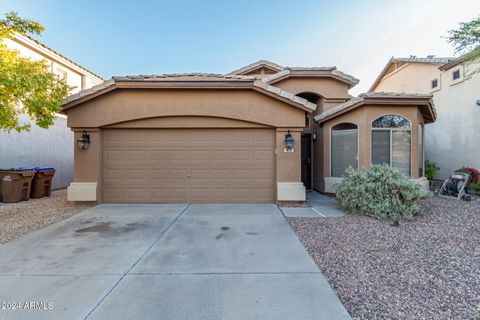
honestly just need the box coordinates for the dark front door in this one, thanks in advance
[301,134,312,190]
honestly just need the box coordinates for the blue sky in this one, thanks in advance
[3,0,480,94]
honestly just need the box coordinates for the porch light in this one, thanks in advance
[284,130,295,152]
[77,130,90,150]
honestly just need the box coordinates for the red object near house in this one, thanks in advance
[466,167,480,184]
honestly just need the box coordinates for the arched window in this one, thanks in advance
[372,115,411,176]
[331,123,358,177]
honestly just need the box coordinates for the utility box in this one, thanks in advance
[0,170,35,203]
[30,168,56,199]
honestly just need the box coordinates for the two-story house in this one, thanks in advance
[370,51,480,179]
[0,33,103,188]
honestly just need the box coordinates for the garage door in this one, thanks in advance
[102,128,275,203]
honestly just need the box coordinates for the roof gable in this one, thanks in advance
[227,60,284,76]
[314,92,436,124]
[369,56,454,92]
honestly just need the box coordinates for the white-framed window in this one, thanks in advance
[431,78,439,89]
[371,115,411,176]
[331,123,358,177]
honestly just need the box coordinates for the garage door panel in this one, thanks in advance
[103,128,275,203]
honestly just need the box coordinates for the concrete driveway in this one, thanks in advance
[0,204,350,320]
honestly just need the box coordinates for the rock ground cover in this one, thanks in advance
[288,197,480,319]
[0,189,94,244]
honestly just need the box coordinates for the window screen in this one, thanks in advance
[392,130,411,176]
[372,130,390,165]
[331,128,358,177]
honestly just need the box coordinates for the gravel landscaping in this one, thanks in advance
[0,189,94,244]
[288,197,480,320]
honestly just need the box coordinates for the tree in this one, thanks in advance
[0,11,69,132]
[447,15,480,54]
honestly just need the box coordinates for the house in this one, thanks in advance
[0,33,103,188]
[62,60,435,203]
[370,52,480,179]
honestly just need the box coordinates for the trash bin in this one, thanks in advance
[30,167,56,199]
[0,169,35,203]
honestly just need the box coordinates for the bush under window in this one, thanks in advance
[335,164,429,221]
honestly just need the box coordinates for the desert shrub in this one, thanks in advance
[425,160,440,180]
[335,164,429,221]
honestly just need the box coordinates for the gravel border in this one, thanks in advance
[288,197,480,319]
[0,189,94,244]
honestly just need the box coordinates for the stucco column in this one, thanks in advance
[276,128,305,201]
[67,128,102,201]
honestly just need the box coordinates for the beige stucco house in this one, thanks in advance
[63,60,435,203]
[0,34,103,188]
[370,52,480,179]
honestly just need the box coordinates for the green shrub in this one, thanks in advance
[335,164,429,221]
[425,160,440,180]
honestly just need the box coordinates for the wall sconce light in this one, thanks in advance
[312,131,317,142]
[284,130,295,152]
[77,130,90,150]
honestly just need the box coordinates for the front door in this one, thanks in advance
[301,134,312,190]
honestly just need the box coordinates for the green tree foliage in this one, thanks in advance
[0,11,69,132]
[447,15,480,54]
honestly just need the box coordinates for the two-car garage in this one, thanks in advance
[102,128,276,203]
[63,76,313,203]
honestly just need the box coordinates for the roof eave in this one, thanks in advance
[62,79,316,113]
[265,70,359,88]
[315,97,435,124]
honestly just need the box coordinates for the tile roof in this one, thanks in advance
[112,73,254,81]
[13,33,103,81]
[261,68,359,88]
[314,92,435,123]
[227,60,284,75]
[439,47,480,71]
[369,56,454,91]
[63,75,317,112]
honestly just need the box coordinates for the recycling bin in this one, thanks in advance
[0,169,35,203]
[30,167,56,199]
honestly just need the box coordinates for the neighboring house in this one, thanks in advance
[370,52,480,179]
[62,60,435,203]
[0,33,103,189]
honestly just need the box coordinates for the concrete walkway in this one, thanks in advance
[280,191,346,218]
[0,203,350,320]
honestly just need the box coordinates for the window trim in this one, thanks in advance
[329,121,360,177]
[371,114,413,176]
[451,68,464,85]
[431,78,439,89]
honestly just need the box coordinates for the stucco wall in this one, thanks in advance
[427,59,480,178]
[65,88,308,202]
[374,63,441,94]
[0,115,73,189]
[316,105,423,193]
[372,59,480,179]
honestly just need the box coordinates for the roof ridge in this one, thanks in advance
[227,60,284,75]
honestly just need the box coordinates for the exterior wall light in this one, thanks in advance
[77,130,90,150]
[312,131,317,142]
[284,130,295,152]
